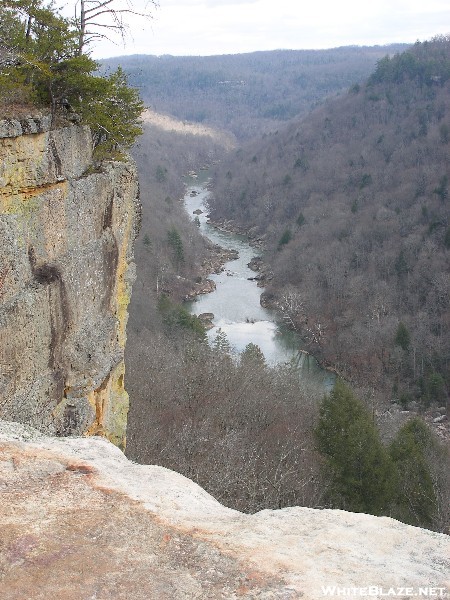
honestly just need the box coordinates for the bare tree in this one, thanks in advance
[74,0,158,54]
[276,285,305,331]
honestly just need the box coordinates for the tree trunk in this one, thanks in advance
[78,0,86,55]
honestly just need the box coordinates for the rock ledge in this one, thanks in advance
[1,420,449,599]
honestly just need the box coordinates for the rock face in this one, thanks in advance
[0,420,449,600]
[0,116,140,447]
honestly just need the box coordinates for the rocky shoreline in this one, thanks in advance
[247,255,273,288]
[207,218,274,288]
[184,242,239,301]
[206,217,265,249]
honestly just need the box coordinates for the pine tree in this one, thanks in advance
[0,1,144,153]
[213,328,231,354]
[315,380,394,515]
[394,322,410,351]
[167,227,184,268]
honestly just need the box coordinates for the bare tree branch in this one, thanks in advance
[74,0,158,54]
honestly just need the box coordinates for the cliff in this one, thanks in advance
[1,420,449,599]
[0,115,140,448]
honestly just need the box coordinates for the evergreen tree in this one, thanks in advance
[315,380,394,515]
[296,212,305,227]
[158,295,205,339]
[240,342,265,367]
[167,226,184,268]
[389,418,437,528]
[394,250,409,277]
[394,322,410,351]
[278,228,292,249]
[213,328,231,355]
[0,1,144,154]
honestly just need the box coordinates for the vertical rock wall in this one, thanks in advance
[0,115,140,448]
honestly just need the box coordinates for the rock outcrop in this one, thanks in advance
[0,420,449,599]
[0,115,140,447]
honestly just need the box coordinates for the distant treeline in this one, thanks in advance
[102,45,407,139]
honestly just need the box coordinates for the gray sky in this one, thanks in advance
[88,0,450,58]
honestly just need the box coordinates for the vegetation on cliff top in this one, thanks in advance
[0,0,146,154]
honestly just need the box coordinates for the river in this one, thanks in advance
[184,173,334,390]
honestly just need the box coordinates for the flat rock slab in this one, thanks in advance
[0,420,449,599]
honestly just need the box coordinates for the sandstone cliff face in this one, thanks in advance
[0,115,139,447]
[1,421,449,600]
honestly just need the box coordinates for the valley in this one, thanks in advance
[184,174,334,389]
[123,40,449,530]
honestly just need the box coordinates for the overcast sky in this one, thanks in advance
[87,0,450,58]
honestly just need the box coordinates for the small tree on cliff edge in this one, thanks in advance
[315,379,394,515]
[0,1,146,154]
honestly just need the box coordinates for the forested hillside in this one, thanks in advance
[127,117,230,336]
[124,87,449,531]
[102,45,406,140]
[209,37,450,411]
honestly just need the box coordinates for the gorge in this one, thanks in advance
[0,110,449,600]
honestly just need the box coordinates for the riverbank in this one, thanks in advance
[206,218,274,288]
[206,217,265,249]
[184,242,239,301]
[203,215,343,388]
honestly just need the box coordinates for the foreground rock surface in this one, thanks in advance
[1,421,449,600]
